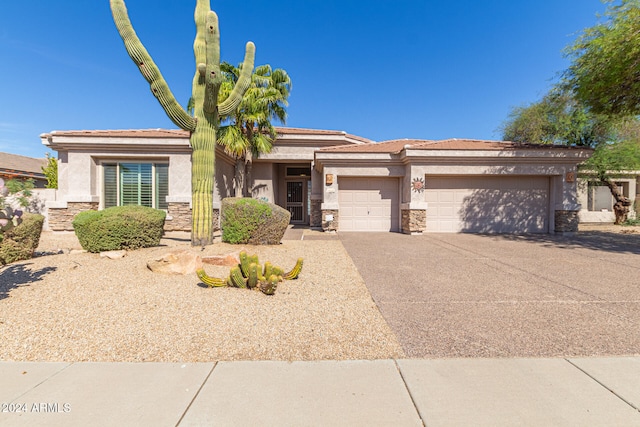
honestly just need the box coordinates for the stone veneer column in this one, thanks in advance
[554,210,579,233]
[48,202,99,231]
[310,200,322,228]
[321,209,339,232]
[164,202,192,231]
[401,209,426,234]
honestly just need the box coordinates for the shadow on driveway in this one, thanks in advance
[493,230,640,255]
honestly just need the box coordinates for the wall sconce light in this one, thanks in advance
[565,172,575,183]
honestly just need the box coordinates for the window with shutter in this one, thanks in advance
[102,162,169,210]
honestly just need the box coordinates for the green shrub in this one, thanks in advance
[622,217,640,226]
[72,206,166,253]
[0,213,44,265]
[221,197,290,245]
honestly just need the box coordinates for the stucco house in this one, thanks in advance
[40,127,591,234]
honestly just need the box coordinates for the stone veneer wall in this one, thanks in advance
[212,209,220,231]
[310,200,322,228]
[164,202,192,231]
[163,204,221,232]
[48,202,99,231]
[321,209,339,232]
[48,202,219,233]
[401,209,426,234]
[555,210,579,233]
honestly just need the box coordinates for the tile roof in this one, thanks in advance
[41,127,373,143]
[406,139,561,150]
[41,129,190,138]
[319,139,411,154]
[320,138,578,154]
[0,152,47,175]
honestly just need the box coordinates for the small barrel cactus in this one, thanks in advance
[196,250,303,295]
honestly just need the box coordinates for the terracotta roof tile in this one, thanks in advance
[41,127,374,144]
[41,129,190,138]
[320,139,411,154]
[320,138,582,153]
[0,152,47,175]
[407,139,558,150]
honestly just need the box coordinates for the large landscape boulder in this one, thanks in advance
[147,250,203,275]
[221,198,290,245]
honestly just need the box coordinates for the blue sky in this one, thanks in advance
[0,0,608,158]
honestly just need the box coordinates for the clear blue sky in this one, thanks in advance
[0,0,608,158]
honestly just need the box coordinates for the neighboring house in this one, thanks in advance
[0,152,48,188]
[577,171,640,222]
[40,127,591,234]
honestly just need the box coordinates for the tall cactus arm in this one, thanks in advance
[203,11,223,114]
[217,42,255,116]
[110,0,196,132]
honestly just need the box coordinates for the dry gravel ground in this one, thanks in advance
[0,232,404,362]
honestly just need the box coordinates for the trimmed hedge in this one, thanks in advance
[72,206,166,253]
[221,197,290,245]
[0,213,44,265]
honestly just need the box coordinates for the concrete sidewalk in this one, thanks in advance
[1,358,639,426]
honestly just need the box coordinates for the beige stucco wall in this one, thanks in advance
[251,162,276,203]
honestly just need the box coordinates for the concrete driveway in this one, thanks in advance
[339,231,640,358]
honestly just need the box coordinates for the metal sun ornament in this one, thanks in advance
[412,177,425,193]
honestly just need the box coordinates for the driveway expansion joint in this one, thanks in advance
[565,358,640,413]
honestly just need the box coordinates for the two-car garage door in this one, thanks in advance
[339,177,400,232]
[424,176,550,233]
[337,175,550,233]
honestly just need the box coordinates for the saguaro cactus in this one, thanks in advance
[110,0,255,246]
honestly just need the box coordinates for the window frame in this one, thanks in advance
[101,161,169,210]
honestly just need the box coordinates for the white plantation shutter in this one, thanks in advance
[102,162,168,209]
[155,164,169,210]
[120,163,152,207]
[103,164,118,208]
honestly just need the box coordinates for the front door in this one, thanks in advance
[286,180,306,224]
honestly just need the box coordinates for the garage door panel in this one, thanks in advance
[353,193,369,203]
[339,177,399,232]
[425,176,549,233]
[341,206,354,217]
[353,206,369,216]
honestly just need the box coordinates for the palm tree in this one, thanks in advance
[218,63,292,197]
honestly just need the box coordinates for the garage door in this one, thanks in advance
[339,177,400,232]
[424,176,549,233]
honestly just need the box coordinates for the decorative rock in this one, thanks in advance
[100,250,127,259]
[147,250,203,275]
[202,253,240,267]
[69,249,88,255]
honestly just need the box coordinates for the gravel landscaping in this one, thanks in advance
[0,231,404,362]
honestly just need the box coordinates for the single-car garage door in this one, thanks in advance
[424,176,549,233]
[339,177,400,232]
